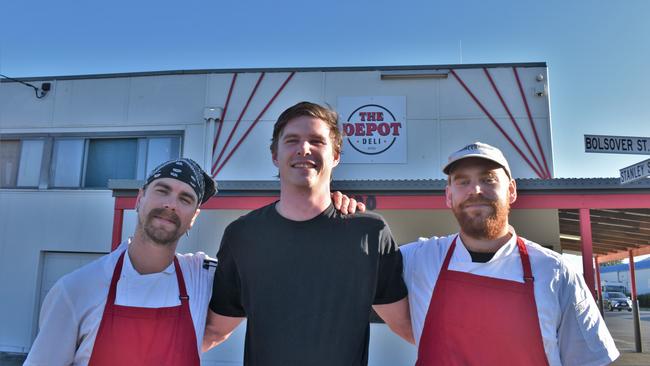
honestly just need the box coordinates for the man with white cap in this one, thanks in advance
[26,158,218,365]
[400,142,619,365]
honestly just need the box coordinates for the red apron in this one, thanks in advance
[89,251,200,366]
[416,236,549,366]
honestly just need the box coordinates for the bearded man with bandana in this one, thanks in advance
[25,158,218,366]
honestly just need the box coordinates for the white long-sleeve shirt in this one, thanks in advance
[25,241,215,366]
[400,233,619,366]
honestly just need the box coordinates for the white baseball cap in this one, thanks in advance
[443,142,512,178]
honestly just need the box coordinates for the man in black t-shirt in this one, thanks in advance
[203,102,412,365]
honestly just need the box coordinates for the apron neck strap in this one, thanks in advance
[106,251,190,305]
[106,251,126,305]
[173,256,190,303]
[443,235,534,283]
[515,236,534,283]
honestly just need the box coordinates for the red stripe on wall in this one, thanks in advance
[449,69,545,178]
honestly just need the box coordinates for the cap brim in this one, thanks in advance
[443,155,509,176]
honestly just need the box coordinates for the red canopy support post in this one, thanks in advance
[594,256,603,316]
[111,199,125,251]
[629,250,643,352]
[579,208,596,300]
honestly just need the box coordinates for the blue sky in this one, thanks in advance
[1,0,649,178]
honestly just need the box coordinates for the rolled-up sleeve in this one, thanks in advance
[558,266,619,366]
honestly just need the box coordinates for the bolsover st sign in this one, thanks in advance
[337,96,407,163]
[584,134,650,184]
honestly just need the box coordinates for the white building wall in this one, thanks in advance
[0,191,114,352]
[212,67,551,181]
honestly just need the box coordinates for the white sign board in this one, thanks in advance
[337,96,407,163]
[620,158,650,184]
[585,134,650,155]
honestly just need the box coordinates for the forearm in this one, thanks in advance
[383,316,415,345]
[373,297,415,345]
[202,310,245,352]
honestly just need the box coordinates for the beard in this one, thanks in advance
[141,208,182,246]
[452,195,510,240]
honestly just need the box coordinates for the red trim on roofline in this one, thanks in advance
[212,72,266,174]
[513,67,552,178]
[211,73,238,174]
[214,72,295,177]
[483,68,547,178]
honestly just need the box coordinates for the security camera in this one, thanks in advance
[36,82,51,99]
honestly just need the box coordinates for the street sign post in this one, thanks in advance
[584,134,650,155]
[620,158,650,184]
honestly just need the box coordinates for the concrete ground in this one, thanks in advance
[3,310,649,365]
[604,309,650,366]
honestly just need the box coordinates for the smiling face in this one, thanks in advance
[135,178,200,246]
[272,115,340,192]
[445,158,517,240]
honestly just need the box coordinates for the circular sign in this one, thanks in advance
[341,104,403,155]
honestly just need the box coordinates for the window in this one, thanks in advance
[0,140,20,187]
[1,139,45,188]
[0,133,182,189]
[52,139,84,187]
[84,139,138,188]
[18,140,45,186]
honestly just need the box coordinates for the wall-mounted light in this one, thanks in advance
[380,70,449,80]
[559,234,581,241]
[204,106,223,121]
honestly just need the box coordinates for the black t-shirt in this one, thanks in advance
[467,249,496,263]
[210,202,407,366]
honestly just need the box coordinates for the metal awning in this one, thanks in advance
[110,177,650,262]
[560,208,650,261]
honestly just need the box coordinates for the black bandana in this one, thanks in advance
[144,158,217,205]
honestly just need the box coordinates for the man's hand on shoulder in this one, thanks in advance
[331,191,366,214]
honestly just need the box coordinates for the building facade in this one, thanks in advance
[1,63,555,364]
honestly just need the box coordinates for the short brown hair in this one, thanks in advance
[270,101,343,155]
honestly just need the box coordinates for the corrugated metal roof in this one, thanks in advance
[515,178,650,193]
[109,177,650,195]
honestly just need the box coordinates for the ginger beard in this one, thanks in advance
[140,207,183,246]
[453,195,510,240]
